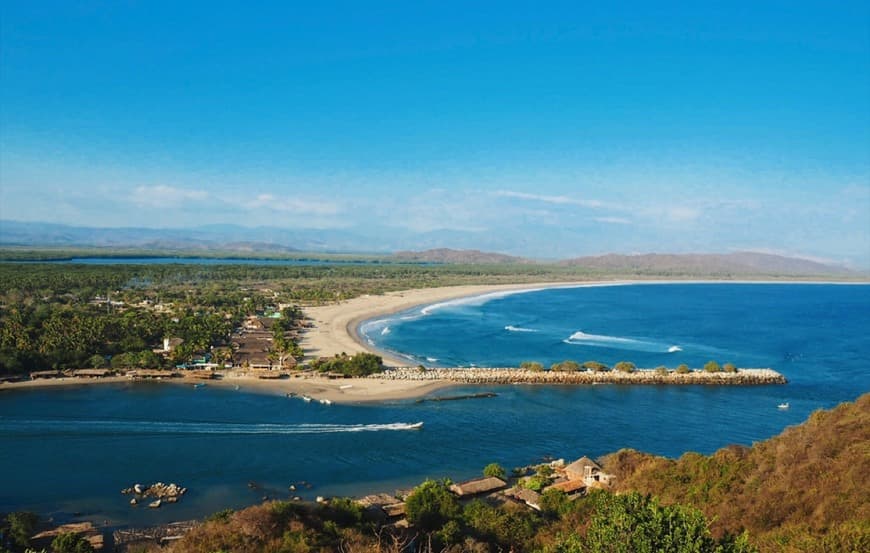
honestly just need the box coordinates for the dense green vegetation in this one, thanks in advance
[0,262,601,375]
[310,352,385,376]
[149,488,753,553]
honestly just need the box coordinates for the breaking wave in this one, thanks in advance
[0,419,425,436]
[564,331,680,353]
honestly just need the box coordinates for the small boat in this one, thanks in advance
[408,422,424,430]
[339,384,353,389]
[778,402,790,410]
[302,395,312,402]
[148,499,162,509]
[234,385,240,391]
[319,398,332,405]
[193,383,206,389]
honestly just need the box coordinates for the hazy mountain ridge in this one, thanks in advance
[392,248,531,264]
[560,252,853,276]
[0,221,858,275]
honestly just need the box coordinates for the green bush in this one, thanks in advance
[50,532,94,553]
[614,361,636,373]
[550,360,580,372]
[703,360,722,373]
[5,511,38,548]
[483,462,506,479]
[405,480,460,533]
[583,361,609,372]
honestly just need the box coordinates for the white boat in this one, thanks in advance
[339,384,353,389]
[778,402,790,410]
[302,395,312,402]
[319,398,332,405]
[408,422,424,430]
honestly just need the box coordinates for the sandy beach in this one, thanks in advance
[299,281,608,366]
[1,281,598,403]
[0,372,455,404]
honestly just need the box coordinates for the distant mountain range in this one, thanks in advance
[392,248,530,264]
[558,252,854,276]
[0,220,858,276]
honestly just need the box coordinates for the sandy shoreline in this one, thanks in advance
[300,280,620,366]
[1,279,820,402]
[0,372,455,404]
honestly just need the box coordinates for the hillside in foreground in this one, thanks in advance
[602,393,870,551]
[98,394,866,553]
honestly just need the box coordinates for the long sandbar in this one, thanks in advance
[0,372,454,404]
[300,280,621,366]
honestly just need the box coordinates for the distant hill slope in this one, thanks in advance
[392,248,531,264]
[602,393,870,550]
[560,252,852,276]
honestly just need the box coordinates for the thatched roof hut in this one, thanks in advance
[564,456,602,481]
[449,476,507,497]
[71,368,114,378]
[508,487,542,510]
[30,370,62,379]
[545,479,587,495]
[128,370,181,379]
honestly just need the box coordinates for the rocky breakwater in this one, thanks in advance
[369,367,787,385]
[122,482,187,508]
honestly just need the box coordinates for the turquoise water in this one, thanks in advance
[1,283,868,526]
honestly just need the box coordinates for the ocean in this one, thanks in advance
[1,283,867,526]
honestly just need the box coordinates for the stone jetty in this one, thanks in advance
[369,367,787,385]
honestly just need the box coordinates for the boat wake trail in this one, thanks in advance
[563,331,681,353]
[0,419,425,435]
[505,325,538,333]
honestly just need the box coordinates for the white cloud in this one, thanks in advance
[130,185,209,208]
[495,190,604,209]
[242,194,341,216]
[662,206,701,222]
[594,216,632,225]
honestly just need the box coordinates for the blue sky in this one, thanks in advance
[1,1,868,264]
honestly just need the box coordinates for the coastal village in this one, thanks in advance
[48,454,617,551]
[354,455,616,526]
